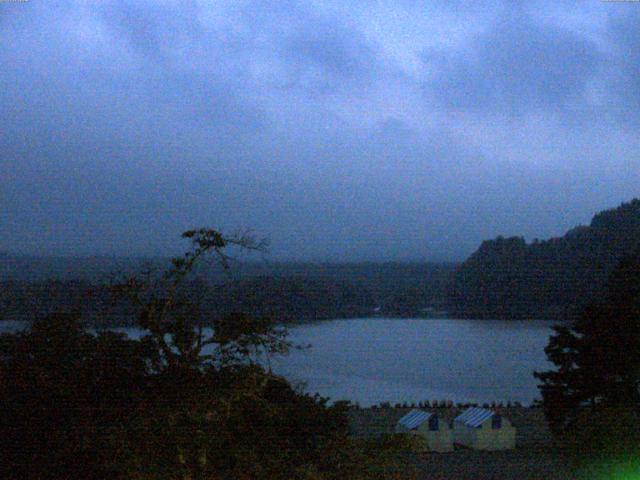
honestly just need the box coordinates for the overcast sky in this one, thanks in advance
[1,1,638,260]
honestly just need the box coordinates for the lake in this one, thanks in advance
[0,317,557,406]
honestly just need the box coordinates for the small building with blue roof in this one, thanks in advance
[394,409,453,452]
[453,407,516,450]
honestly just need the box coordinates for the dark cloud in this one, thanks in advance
[423,10,599,116]
[282,16,378,88]
[0,1,638,260]
[602,7,640,126]
[95,1,202,60]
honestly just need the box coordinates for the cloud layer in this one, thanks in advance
[1,1,638,260]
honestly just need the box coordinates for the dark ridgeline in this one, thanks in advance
[205,262,455,322]
[448,199,640,320]
[4,198,640,326]
[0,259,457,326]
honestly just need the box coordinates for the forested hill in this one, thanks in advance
[0,260,456,325]
[448,199,640,320]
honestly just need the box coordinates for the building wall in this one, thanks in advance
[453,423,478,449]
[453,417,516,451]
[415,423,453,452]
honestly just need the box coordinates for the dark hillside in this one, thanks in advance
[449,199,640,319]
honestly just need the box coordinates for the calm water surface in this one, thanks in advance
[1,317,557,406]
[273,318,557,406]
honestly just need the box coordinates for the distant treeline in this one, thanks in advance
[448,198,640,319]
[6,199,639,324]
[0,261,457,326]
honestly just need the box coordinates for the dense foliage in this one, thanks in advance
[0,314,365,479]
[449,199,640,319]
[0,313,151,479]
[0,262,456,326]
[0,229,413,479]
[534,247,640,457]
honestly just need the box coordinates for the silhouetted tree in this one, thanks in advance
[0,228,415,480]
[535,247,640,448]
[0,312,153,479]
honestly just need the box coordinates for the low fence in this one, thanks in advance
[349,399,539,410]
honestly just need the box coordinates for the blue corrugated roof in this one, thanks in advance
[454,407,494,428]
[397,409,433,430]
